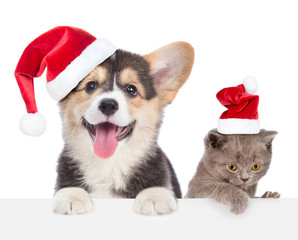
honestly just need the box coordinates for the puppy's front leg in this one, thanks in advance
[133,187,177,215]
[53,187,93,215]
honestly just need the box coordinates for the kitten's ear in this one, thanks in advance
[145,41,194,104]
[259,130,278,150]
[205,129,228,149]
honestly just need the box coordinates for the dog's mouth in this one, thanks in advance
[83,119,136,159]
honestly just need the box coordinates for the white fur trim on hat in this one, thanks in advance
[217,118,260,134]
[46,38,116,101]
[243,76,258,94]
[20,113,46,137]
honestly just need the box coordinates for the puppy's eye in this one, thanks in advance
[126,84,138,97]
[252,164,260,171]
[85,81,98,93]
[228,164,237,171]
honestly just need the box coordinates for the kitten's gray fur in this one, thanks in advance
[186,129,279,214]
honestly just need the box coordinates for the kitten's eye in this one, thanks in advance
[228,164,237,171]
[252,164,260,171]
[85,81,98,93]
[126,84,138,97]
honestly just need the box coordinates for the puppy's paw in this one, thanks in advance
[53,187,93,215]
[133,187,177,216]
[261,191,281,198]
[229,191,249,215]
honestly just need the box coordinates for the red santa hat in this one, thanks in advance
[216,76,260,134]
[15,26,116,136]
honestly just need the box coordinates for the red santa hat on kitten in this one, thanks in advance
[15,26,116,136]
[216,76,260,134]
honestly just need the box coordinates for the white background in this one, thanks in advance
[0,0,297,198]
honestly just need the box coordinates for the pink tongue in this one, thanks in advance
[93,123,117,159]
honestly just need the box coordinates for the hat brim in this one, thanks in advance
[46,38,116,101]
[217,118,260,134]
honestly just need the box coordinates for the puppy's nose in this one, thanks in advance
[98,98,119,116]
[241,178,249,183]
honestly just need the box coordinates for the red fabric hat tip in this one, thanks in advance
[217,76,260,134]
[15,26,116,136]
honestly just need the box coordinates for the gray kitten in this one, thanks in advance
[186,129,280,214]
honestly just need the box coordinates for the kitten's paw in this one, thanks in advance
[53,187,93,215]
[261,191,281,198]
[229,191,249,215]
[133,187,177,215]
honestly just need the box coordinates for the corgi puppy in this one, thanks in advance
[53,42,194,215]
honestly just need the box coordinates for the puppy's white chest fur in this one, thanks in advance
[72,135,144,198]
[80,157,124,198]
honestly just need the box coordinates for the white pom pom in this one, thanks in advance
[243,76,258,94]
[19,113,46,137]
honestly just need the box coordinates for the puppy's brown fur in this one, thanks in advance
[54,42,194,214]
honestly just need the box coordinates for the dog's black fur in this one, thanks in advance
[55,49,184,198]
[56,145,182,198]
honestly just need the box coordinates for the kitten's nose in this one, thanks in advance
[241,178,249,183]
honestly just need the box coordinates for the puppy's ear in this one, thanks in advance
[259,129,278,150]
[204,129,228,149]
[145,41,194,104]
